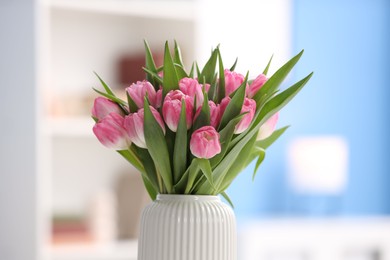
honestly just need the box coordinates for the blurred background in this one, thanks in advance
[1,0,390,260]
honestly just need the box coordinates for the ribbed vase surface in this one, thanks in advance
[137,194,237,260]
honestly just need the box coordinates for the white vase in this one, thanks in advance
[137,194,237,260]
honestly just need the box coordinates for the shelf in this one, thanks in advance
[50,239,137,260]
[49,0,196,21]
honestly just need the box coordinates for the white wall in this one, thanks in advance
[0,0,39,259]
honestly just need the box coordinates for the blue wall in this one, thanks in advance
[228,0,390,219]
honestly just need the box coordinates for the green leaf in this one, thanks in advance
[210,114,245,168]
[195,62,201,79]
[189,62,195,78]
[126,91,138,113]
[184,159,201,194]
[141,175,157,201]
[192,91,210,131]
[189,174,206,194]
[217,134,257,192]
[117,149,144,173]
[197,120,259,194]
[224,74,312,181]
[156,65,164,73]
[174,63,189,79]
[217,49,225,102]
[256,126,289,149]
[198,72,313,194]
[143,100,173,193]
[93,73,129,113]
[132,146,159,191]
[218,72,248,130]
[165,128,175,172]
[213,74,312,193]
[94,72,115,96]
[143,67,163,85]
[144,40,159,89]
[118,148,157,200]
[93,88,128,106]
[197,159,216,192]
[254,72,313,129]
[221,191,234,208]
[162,41,179,96]
[183,159,216,194]
[211,72,312,193]
[252,148,265,181]
[240,73,311,154]
[262,54,274,75]
[173,100,188,184]
[253,50,304,107]
[200,48,218,83]
[207,77,217,101]
[230,57,238,71]
[174,160,192,193]
[173,40,185,68]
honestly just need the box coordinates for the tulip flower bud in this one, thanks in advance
[246,74,267,98]
[234,98,256,134]
[126,80,158,110]
[193,100,221,129]
[124,106,165,149]
[203,83,211,93]
[155,88,163,108]
[91,97,124,121]
[190,126,221,159]
[179,77,204,109]
[219,96,231,117]
[162,90,194,132]
[209,101,221,129]
[224,69,245,96]
[92,113,130,150]
[257,113,279,140]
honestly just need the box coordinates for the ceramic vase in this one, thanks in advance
[137,194,237,260]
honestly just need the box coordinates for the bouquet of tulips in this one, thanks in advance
[91,41,312,203]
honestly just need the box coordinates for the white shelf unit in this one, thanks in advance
[39,0,292,259]
[41,1,199,259]
[50,240,138,260]
[49,0,196,21]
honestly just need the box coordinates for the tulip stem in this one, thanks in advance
[156,169,164,193]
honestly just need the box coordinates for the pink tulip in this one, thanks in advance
[209,101,221,129]
[124,107,165,149]
[219,96,231,117]
[162,90,194,132]
[224,69,245,96]
[91,97,124,121]
[234,98,257,134]
[155,88,163,108]
[194,78,211,93]
[257,112,279,140]
[190,126,221,159]
[93,113,130,150]
[203,83,211,93]
[246,74,267,98]
[179,77,204,109]
[193,100,221,129]
[126,80,158,110]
